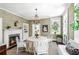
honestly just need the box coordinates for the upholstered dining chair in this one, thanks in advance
[26,40,36,55]
[16,37,26,54]
[34,40,49,55]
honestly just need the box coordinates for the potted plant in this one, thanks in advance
[56,34,63,44]
[56,34,62,38]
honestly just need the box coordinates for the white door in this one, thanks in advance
[32,24,40,37]
[0,18,3,44]
[23,23,29,40]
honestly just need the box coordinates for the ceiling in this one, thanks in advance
[0,3,70,20]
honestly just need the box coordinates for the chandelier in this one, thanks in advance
[33,8,39,24]
[34,8,39,19]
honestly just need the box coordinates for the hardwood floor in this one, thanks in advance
[48,42,58,55]
[7,41,58,55]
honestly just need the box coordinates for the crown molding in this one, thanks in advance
[0,8,27,20]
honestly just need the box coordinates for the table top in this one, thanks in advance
[0,43,6,46]
[26,36,53,42]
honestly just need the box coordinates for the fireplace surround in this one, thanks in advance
[4,29,22,48]
[9,34,20,48]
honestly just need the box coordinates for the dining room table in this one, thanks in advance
[25,36,53,55]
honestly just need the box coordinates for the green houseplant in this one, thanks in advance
[56,34,63,43]
[70,3,79,30]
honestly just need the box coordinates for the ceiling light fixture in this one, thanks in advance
[33,8,39,24]
[34,8,39,20]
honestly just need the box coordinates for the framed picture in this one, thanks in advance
[42,25,48,32]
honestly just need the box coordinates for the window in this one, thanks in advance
[50,17,61,34]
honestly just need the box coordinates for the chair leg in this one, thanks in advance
[16,47,19,54]
[34,51,36,55]
[33,47,36,55]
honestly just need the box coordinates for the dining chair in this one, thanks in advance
[16,37,26,54]
[34,40,49,55]
[26,40,36,55]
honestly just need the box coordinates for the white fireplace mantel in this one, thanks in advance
[4,29,22,48]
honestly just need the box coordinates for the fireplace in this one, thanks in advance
[9,34,20,48]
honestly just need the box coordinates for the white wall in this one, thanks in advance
[74,31,79,43]
[0,9,28,30]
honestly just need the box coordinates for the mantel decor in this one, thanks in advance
[6,26,11,29]
[14,21,18,27]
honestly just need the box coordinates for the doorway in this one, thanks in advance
[32,24,40,37]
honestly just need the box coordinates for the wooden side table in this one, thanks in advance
[0,44,6,55]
